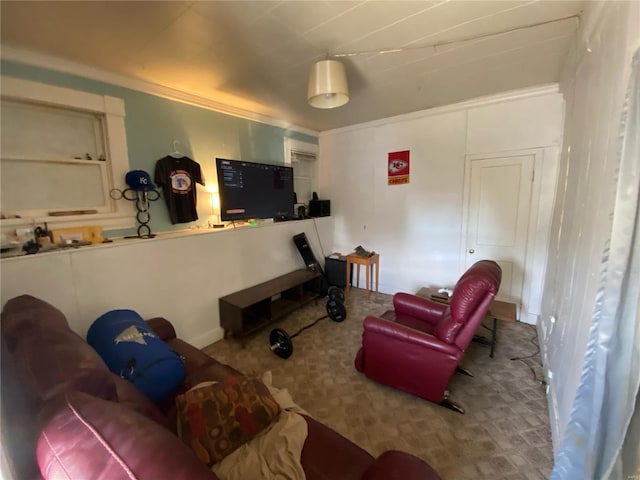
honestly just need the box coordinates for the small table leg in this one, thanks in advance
[489,317,497,358]
[365,263,370,298]
[473,317,498,358]
[375,260,379,293]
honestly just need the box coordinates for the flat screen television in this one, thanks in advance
[215,158,295,221]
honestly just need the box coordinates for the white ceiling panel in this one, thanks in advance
[375,18,578,81]
[417,1,581,46]
[331,1,437,45]
[191,1,275,29]
[0,0,584,131]
[270,1,353,34]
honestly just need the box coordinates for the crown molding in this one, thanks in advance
[1,46,318,137]
[320,83,560,137]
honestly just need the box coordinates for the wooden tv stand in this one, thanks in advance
[219,269,322,347]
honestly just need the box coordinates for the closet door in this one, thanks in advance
[463,153,534,305]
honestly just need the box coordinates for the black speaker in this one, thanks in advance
[309,199,330,217]
[293,233,320,270]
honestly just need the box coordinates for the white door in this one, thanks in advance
[463,154,534,305]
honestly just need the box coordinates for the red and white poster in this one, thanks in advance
[388,150,410,185]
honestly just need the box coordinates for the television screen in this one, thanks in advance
[216,158,295,221]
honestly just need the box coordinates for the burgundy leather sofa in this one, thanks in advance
[1,294,440,480]
[355,260,501,413]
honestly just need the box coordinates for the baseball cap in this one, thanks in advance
[125,170,156,191]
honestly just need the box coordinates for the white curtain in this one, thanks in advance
[551,49,640,479]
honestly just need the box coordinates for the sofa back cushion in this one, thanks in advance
[2,295,117,402]
[1,336,43,480]
[1,295,70,351]
[14,327,117,402]
[1,295,117,479]
[37,392,216,480]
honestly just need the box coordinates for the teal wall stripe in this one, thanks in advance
[1,59,317,235]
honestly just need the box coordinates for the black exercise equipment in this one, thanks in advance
[293,232,320,271]
[326,298,347,322]
[293,232,338,297]
[327,285,345,303]
[269,328,294,359]
[269,293,347,359]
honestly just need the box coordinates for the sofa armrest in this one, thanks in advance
[393,293,447,326]
[146,317,177,341]
[37,392,217,480]
[301,415,376,479]
[363,316,459,356]
[363,451,440,480]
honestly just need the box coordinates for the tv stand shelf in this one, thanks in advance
[219,269,322,347]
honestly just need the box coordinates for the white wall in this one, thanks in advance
[538,0,640,453]
[0,218,333,347]
[319,87,564,322]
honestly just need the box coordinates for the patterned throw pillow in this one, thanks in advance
[175,376,281,465]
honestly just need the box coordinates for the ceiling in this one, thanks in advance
[0,1,583,132]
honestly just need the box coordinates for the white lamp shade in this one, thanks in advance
[307,60,349,109]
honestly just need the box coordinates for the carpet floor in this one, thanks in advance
[203,288,553,480]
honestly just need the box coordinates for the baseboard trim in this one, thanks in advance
[537,321,561,457]
[188,326,224,350]
[520,312,539,325]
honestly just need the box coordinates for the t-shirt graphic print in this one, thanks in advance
[154,156,205,224]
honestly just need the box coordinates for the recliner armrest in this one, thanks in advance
[393,293,447,326]
[363,451,440,480]
[363,316,459,356]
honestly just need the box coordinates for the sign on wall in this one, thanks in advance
[388,150,410,185]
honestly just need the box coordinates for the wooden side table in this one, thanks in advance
[415,287,517,357]
[346,253,379,298]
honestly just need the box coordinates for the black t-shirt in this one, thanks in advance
[154,156,205,224]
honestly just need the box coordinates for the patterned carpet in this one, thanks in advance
[203,288,553,480]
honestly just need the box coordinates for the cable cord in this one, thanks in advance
[292,315,328,337]
[510,323,547,386]
[332,13,581,58]
[312,218,327,259]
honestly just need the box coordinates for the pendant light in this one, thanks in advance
[307,59,349,109]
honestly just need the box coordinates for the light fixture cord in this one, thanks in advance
[332,12,581,58]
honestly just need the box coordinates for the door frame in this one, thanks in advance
[460,147,558,324]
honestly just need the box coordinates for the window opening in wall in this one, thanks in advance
[284,138,319,207]
[1,99,111,217]
[0,76,132,233]
[291,150,316,206]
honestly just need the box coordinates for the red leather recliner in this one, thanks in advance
[354,260,501,413]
